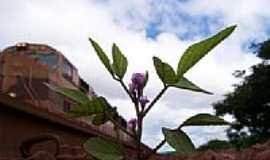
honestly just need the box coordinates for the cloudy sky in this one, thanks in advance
[1,0,269,151]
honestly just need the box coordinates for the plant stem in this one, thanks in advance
[114,78,168,159]
[113,77,143,159]
[143,139,166,160]
[144,124,184,160]
[136,86,168,159]
[142,86,168,117]
[115,78,141,120]
[115,78,135,103]
[153,139,166,153]
[137,115,143,160]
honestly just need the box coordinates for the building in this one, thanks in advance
[0,43,136,159]
[0,42,94,112]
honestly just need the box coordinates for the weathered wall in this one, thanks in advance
[0,103,91,158]
[151,140,270,160]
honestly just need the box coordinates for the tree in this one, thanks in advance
[198,139,233,151]
[253,39,270,60]
[213,39,270,148]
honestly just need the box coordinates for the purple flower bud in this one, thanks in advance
[129,83,136,94]
[129,83,140,99]
[128,118,137,129]
[131,73,145,90]
[139,96,149,108]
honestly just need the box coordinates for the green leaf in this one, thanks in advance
[89,38,114,76]
[91,106,117,126]
[112,43,128,79]
[162,128,195,155]
[45,83,90,104]
[84,137,124,160]
[153,56,177,84]
[143,71,149,88]
[92,113,109,126]
[177,25,236,76]
[182,113,229,127]
[67,97,109,117]
[170,77,212,94]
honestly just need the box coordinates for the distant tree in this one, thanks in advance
[254,39,270,60]
[198,139,233,151]
[213,39,270,148]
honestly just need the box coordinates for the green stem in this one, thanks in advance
[113,77,143,159]
[115,77,140,129]
[145,124,184,160]
[142,139,166,160]
[115,78,135,103]
[142,86,168,117]
[113,78,168,159]
[137,116,143,160]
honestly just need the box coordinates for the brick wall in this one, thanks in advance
[0,103,91,158]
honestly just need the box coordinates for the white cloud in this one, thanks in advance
[0,0,268,150]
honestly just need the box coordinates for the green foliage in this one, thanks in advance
[177,25,236,77]
[112,43,128,79]
[182,113,229,127]
[157,25,236,155]
[153,56,177,85]
[44,88,117,126]
[213,63,270,144]
[89,39,128,79]
[229,134,263,149]
[89,38,115,76]
[84,137,124,160]
[256,39,270,60]
[152,25,236,96]
[92,106,118,126]
[70,25,237,160]
[213,63,270,147]
[162,128,195,155]
[142,71,149,88]
[198,139,233,151]
[161,113,229,155]
[67,97,109,117]
[45,83,90,104]
[170,77,212,94]
[92,113,110,126]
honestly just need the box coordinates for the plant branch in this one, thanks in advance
[144,124,184,159]
[153,139,166,153]
[114,77,135,103]
[134,97,140,120]
[143,139,166,160]
[142,86,168,117]
[114,77,141,119]
[136,115,143,160]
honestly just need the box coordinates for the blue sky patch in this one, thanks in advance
[145,12,224,41]
[146,22,161,39]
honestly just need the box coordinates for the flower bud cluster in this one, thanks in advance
[129,73,145,96]
[129,73,150,110]
[128,118,137,129]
